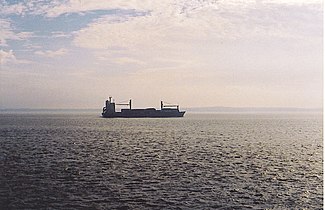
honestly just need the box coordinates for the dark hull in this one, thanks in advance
[102,109,185,118]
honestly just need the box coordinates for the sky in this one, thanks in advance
[0,0,323,109]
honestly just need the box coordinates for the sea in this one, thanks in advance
[0,111,323,209]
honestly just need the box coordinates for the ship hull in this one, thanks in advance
[102,109,185,118]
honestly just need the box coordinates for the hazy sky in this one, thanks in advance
[0,0,323,109]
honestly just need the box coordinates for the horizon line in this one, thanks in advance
[0,106,322,111]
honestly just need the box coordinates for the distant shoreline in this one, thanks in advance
[186,107,322,113]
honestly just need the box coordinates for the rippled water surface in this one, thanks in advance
[0,112,323,209]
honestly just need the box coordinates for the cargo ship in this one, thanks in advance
[102,97,185,118]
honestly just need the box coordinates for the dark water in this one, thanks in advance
[0,112,323,209]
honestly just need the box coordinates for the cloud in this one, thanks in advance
[0,19,15,46]
[33,1,167,17]
[73,15,171,50]
[71,0,322,65]
[1,0,321,49]
[98,55,146,66]
[51,31,71,38]
[0,18,33,46]
[34,48,69,58]
[0,1,27,16]
[31,0,323,18]
[0,49,32,64]
[70,0,234,52]
[0,49,15,64]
